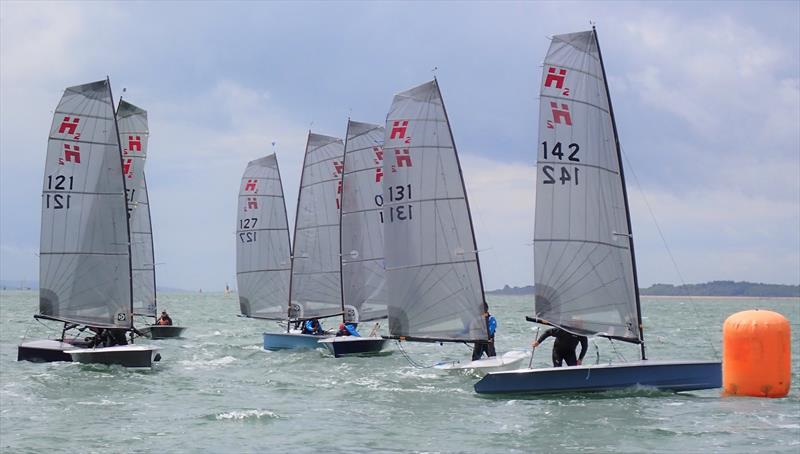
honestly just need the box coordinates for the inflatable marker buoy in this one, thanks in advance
[723,310,791,398]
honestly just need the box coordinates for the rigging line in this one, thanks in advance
[394,340,436,369]
[608,337,627,363]
[619,145,720,359]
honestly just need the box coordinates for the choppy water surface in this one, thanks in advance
[1,291,798,453]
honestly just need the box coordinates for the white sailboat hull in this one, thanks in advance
[318,336,389,357]
[66,345,160,368]
[434,350,530,375]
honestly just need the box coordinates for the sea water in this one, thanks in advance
[1,291,798,453]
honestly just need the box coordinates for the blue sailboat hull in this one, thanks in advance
[262,332,330,351]
[474,360,721,395]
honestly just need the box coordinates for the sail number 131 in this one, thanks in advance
[541,141,580,186]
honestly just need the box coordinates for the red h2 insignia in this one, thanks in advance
[373,147,385,182]
[58,117,80,135]
[390,120,408,139]
[62,144,81,164]
[394,149,412,168]
[244,179,257,192]
[128,136,142,153]
[246,197,258,211]
[544,67,567,89]
[548,102,572,127]
[123,158,133,178]
[333,161,343,177]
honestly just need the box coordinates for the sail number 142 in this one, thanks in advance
[541,141,580,186]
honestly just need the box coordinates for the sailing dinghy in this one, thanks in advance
[234,154,305,348]
[475,29,721,394]
[17,79,159,368]
[116,101,185,339]
[318,121,389,357]
[381,79,528,373]
[261,133,344,350]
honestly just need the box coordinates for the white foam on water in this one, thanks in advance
[215,409,280,421]
[180,355,237,370]
[76,399,124,406]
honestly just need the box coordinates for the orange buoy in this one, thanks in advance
[723,310,791,398]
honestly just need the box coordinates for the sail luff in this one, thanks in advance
[337,122,349,323]
[287,133,311,326]
[433,78,488,308]
[592,27,646,359]
[108,79,134,328]
[143,174,157,316]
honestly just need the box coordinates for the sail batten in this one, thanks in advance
[533,29,641,344]
[340,120,387,323]
[236,154,292,320]
[39,79,132,328]
[382,79,488,342]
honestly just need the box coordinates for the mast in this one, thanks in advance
[108,77,135,330]
[434,77,488,312]
[286,132,311,331]
[593,27,646,360]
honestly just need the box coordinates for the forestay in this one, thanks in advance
[289,133,345,320]
[382,79,487,342]
[117,101,156,317]
[533,30,641,342]
[39,80,133,329]
[236,154,292,320]
[340,121,387,323]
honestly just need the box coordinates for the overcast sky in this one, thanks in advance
[1,1,798,291]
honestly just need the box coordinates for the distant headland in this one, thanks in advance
[487,281,800,298]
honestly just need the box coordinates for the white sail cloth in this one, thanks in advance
[340,121,387,323]
[382,80,488,341]
[40,80,132,328]
[290,133,345,320]
[236,154,292,320]
[533,30,640,341]
[117,101,156,317]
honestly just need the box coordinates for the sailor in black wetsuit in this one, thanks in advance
[533,327,588,367]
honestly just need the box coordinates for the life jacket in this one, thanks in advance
[487,315,497,337]
[345,323,360,337]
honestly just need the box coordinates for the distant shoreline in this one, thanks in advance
[642,295,799,301]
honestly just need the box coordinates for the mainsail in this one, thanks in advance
[289,133,345,320]
[39,79,133,329]
[532,30,642,343]
[382,79,488,342]
[340,121,387,323]
[236,154,292,319]
[117,101,156,317]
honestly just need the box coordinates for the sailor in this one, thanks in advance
[302,318,324,335]
[533,327,588,367]
[156,310,173,326]
[335,323,361,337]
[471,307,497,361]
